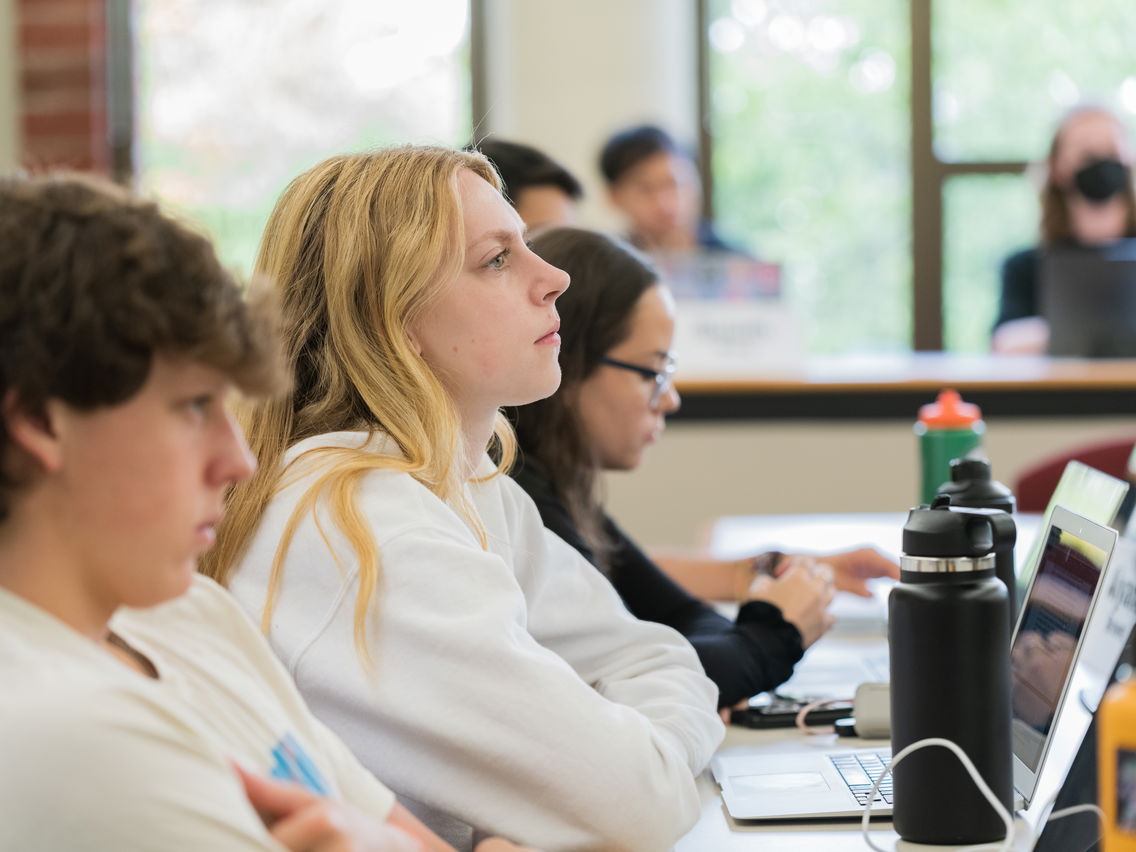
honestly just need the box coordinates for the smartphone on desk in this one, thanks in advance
[730,692,854,728]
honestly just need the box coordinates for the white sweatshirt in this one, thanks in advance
[230,431,724,852]
[0,576,395,852]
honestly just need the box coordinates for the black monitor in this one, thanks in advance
[1041,239,1136,357]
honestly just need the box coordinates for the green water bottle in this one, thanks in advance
[914,389,985,504]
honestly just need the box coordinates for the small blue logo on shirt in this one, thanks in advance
[269,732,329,795]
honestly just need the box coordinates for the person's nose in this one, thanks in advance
[209,411,256,487]
[656,383,681,414]
[654,186,680,217]
[535,255,570,304]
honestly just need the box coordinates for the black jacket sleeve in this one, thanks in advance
[994,247,1040,330]
[511,463,804,708]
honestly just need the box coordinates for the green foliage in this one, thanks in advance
[135,1,472,278]
[709,0,911,354]
[708,0,1136,353]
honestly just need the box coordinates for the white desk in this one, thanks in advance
[710,511,1043,570]
[675,512,1047,851]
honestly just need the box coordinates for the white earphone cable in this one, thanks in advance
[859,738,1015,852]
[857,738,1106,851]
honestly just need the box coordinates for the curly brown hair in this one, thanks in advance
[0,173,283,521]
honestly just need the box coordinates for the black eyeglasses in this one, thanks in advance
[599,356,677,408]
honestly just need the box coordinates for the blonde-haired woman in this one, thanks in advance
[203,146,723,852]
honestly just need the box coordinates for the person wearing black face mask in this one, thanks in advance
[1073,156,1131,203]
[992,106,1136,354]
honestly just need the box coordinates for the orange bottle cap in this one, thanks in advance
[918,389,982,428]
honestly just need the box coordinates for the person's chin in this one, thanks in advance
[161,560,198,604]
[611,449,645,472]
[513,370,563,406]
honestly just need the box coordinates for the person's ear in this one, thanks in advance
[3,390,65,474]
[405,326,423,357]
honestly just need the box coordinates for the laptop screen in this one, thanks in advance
[1041,239,1136,357]
[1015,460,1130,622]
[1010,511,1112,774]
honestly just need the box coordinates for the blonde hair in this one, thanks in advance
[200,146,516,662]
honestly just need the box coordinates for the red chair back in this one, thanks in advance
[1014,438,1136,512]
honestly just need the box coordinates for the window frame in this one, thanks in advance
[697,0,1030,352]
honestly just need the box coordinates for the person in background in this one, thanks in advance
[993,105,1136,354]
[0,174,534,852]
[203,146,724,852]
[599,123,747,256]
[474,138,582,232]
[510,227,899,710]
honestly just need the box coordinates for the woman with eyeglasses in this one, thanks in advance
[511,227,899,710]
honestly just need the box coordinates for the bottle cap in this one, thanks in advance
[902,497,1016,559]
[949,457,992,482]
[918,389,983,429]
[936,458,1017,514]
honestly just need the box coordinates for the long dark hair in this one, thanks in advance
[513,227,660,567]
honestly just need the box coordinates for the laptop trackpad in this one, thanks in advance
[728,771,831,796]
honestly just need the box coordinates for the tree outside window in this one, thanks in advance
[705,0,1136,354]
[135,0,471,276]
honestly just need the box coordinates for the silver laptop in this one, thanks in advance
[1015,459,1131,615]
[713,506,1119,821]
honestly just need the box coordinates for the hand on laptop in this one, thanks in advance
[991,315,1049,355]
[813,547,900,598]
[748,557,836,648]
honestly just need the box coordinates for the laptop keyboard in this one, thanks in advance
[829,751,893,806]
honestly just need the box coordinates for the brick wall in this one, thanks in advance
[17,0,110,173]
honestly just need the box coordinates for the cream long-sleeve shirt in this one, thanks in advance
[231,431,724,852]
[0,575,396,851]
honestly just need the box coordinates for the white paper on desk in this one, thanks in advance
[774,639,890,701]
[826,578,894,634]
[774,580,893,701]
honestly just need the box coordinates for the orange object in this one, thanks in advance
[1099,670,1136,850]
[914,390,986,504]
[917,389,983,429]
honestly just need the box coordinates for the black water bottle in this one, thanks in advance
[935,457,1018,622]
[890,498,1015,845]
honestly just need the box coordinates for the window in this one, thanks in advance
[704,0,1136,353]
[133,0,472,275]
[935,0,1136,352]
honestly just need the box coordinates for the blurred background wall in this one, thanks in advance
[478,0,698,231]
[0,0,19,171]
